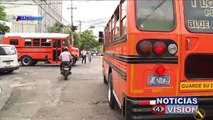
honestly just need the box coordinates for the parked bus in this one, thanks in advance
[99,0,213,119]
[1,33,79,66]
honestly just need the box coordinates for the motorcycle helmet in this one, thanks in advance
[63,47,68,51]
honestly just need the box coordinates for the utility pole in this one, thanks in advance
[79,20,82,32]
[67,0,76,46]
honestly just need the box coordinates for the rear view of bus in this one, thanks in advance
[101,0,213,119]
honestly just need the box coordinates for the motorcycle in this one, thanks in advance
[61,62,71,80]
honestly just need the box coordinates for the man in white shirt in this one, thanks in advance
[59,47,72,74]
[81,49,87,64]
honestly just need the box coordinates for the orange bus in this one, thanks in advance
[1,33,79,66]
[99,0,213,119]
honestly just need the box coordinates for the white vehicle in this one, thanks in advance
[0,44,19,73]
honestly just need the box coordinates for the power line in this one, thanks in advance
[32,0,66,27]
[0,2,62,5]
[48,1,70,25]
[42,0,70,26]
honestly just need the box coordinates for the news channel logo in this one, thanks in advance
[193,108,206,120]
[152,97,199,115]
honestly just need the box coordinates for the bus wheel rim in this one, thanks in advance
[23,58,30,65]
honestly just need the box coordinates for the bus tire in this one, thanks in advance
[122,97,128,120]
[7,70,13,73]
[103,74,107,84]
[108,73,115,109]
[21,56,33,66]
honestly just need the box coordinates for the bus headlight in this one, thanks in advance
[168,44,177,55]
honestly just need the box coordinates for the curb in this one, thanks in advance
[0,81,13,111]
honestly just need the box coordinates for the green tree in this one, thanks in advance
[0,5,7,21]
[79,30,100,51]
[47,22,63,33]
[73,32,81,48]
[0,5,10,33]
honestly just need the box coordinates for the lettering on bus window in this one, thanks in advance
[33,39,40,46]
[41,39,51,46]
[10,39,19,45]
[25,39,31,46]
[136,0,175,31]
[185,0,213,32]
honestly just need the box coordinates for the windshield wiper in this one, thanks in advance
[140,0,166,23]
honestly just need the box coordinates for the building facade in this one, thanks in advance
[1,0,62,33]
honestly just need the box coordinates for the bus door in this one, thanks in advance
[52,39,61,63]
[180,0,213,93]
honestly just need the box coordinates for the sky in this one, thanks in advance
[62,0,119,36]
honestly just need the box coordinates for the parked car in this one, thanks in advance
[0,44,19,73]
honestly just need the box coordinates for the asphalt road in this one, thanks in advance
[0,56,122,120]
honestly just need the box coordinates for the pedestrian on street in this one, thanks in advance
[81,49,87,64]
[87,50,92,63]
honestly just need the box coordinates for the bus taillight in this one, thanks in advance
[137,39,177,57]
[138,41,153,56]
[168,43,178,55]
[153,41,166,56]
[156,65,165,75]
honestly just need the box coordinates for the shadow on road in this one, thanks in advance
[0,72,17,76]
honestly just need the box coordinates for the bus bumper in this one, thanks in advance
[125,96,213,120]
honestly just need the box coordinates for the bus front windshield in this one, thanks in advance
[184,0,213,33]
[62,39,70,47]
[136,0,175,31]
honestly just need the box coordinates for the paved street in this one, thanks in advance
[0,56,122,120]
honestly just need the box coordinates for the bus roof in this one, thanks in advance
[4,33,69,38]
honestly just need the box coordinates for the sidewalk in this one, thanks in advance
[0,80,13,111]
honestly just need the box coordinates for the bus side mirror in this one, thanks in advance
[98,31,104,43]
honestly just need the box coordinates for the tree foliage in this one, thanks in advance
[0,5,9,33]
[47,22,100,51]
[47,22,63,33]
[76,30,100,51]
[0,5,7,21]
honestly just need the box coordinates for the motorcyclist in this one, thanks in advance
[59,47,72,74]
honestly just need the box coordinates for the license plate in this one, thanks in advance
[148,75,170,86]
[6,62,11,65]
[64,68,69,70]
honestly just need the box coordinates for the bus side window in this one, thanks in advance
[10,39,19,45]
[121,0,127,36]
[25,39,32,46]
[33,39,40,46]
[41,39,51,46]
[115,7,120,39]
[62,40,68,47]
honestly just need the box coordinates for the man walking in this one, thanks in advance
[87,50,92,63]
[81,49,87,64]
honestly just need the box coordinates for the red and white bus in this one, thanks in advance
[100,0,213,119]
[1,33,79,66]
